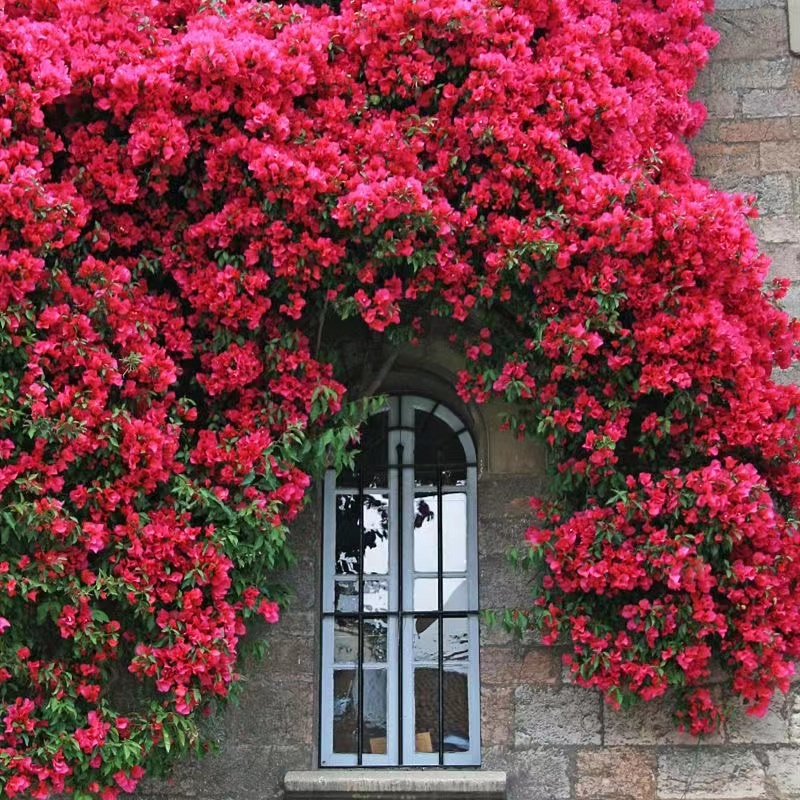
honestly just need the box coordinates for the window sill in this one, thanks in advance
[283,769,507,799]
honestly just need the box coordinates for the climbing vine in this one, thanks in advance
[1,0,799,794]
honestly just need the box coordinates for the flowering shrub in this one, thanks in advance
[0,0,799,793]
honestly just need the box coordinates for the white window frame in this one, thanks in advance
[320,395,480,767]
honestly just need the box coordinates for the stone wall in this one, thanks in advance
[134,3,800,799]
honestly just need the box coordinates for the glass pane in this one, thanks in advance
[443,666,470,752]
[335,493,389,575]
[442,493,467,572]
[333,618,388,663]
[363,618,388,663]
[413,577,468,611]
[335,580,358,613]
[414,410,466,468]
[413,616,469,662]
[340,410,389,488]
[413,493,438,572]
[363,579,389,612]
[334,618,358,663]
[414,666,439,753]
[362,669,387,754]
[333,669,358,753]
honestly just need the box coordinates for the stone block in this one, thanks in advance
[697,59,789,93]
[791,688,800,743]
[725,694,790,743]
[481,686,513,747]
[514,685,602,747]
[760,140,800,173]
[698,90,740,120]
[481,646,523,686]
[604,693,722,746]
[482,747,571,800]
[743,90,800,119]
[764,746,800,796]
[694,142,761,178]
[715,0,785,8]
[781,280,800,319]
[754,215,800,243]
[656,750,766,800]
[576,748,657,800]
[710,9,788,60]
[764,243,800,281]
[226,676,315,746]
[479,553,538,610]
[518,648,559,686]
[260,633,316,678]
[715,118,793,143]
[715,174,794,216]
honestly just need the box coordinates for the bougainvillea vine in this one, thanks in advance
[0,0,799,794]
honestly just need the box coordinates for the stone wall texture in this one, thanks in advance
[134,3,800,799]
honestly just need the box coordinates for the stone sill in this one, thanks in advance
[283,769,507,799]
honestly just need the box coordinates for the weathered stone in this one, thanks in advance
[764,242,800,281]
[761,140,800,173]
[754,215,800,243]
[604,694,722,746]
[714,173,794,215]
[715,0,785,8]
[743,89,800,118]
[781,280,800,319]
[481,646,522,686]
[137,743,310,799]
[715,118,794,143]
[656,750,766,800]
[518,648,559,686]
[725,694,790,743]
[694,142,761,178]
[483,747,571,800]
[697,90,740,120]
[481,686,513,747]
[479,553,538,610]
[696,58,789,93]
[576,748,657,800]
[226,676,315,745]
[514,685,602,747]
[764,746,800,796]
[791,688,800,743]
[710,9,788,60]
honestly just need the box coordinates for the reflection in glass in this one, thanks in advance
[335,580,358,613]
[413,410,467,485]
[335,493,389,575]
[413,577,468,612]
[340,410,389,488]
[362,669,388,753]
[442,493,467,572]
[413,616,469,662]
[363,579,389,612]
[414,667,439,753]
[333,618,388,663]
[443,666,470,752]
[333,669,357,753]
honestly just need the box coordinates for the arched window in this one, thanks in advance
[320,395,480,766]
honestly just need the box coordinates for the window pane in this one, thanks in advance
[334,618,388,663]
[413,493,438,572]
[334,580,358,613]
[340,410,389,488]
[413,577,468,611]
[334,618,358,663]
[335,493,389,575]
[333,669,358,753]
[363,669,387,755]
[363,579,389,612]
[443,667,470,752]
[412,616,469,663]
[414,410,466,471]
[442,493,467,572]
[414,666,439,754]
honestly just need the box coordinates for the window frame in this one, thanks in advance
[319,395,480,767]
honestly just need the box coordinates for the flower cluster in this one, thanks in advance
[0,0,798,793]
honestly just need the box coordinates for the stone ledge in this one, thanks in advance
[283,769,507,799]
